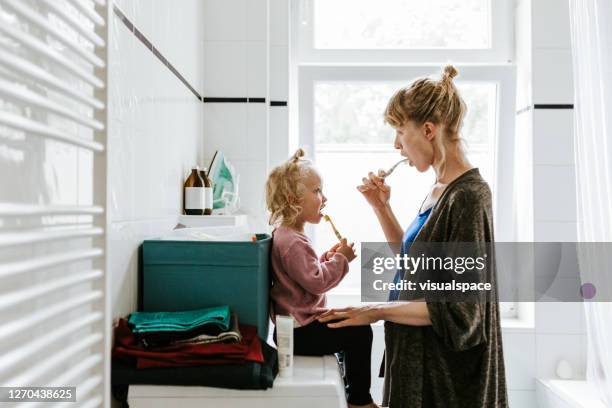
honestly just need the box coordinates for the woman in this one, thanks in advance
[318,65,508,407]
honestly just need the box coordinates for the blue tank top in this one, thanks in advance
[388,206,433,301]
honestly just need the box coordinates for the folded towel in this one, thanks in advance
[139,312,242,348]
[170,312,242,347]
[128,305,230,334]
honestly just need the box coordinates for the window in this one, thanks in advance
[291,1,517,317]
[296,0,513,63]
[313,0,491,49]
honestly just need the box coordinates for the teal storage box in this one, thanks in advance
[141,234,271,339]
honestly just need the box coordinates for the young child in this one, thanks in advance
[266,148,378,408]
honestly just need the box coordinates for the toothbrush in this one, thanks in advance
[323,214,343,242]
[381,158,409,179]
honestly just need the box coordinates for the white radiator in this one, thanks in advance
[0,0,109,407]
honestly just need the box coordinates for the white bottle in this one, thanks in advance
[276,315,294,377]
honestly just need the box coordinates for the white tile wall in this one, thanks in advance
[534,221,577,241]
[536,333,586,379]
[533,165,577,222]
[204,0,247,42]
[536,302,585,335]
[532,49,574,104]
[232,159,268,231]
[514,0,587,402]
[270,0,289,46]
[247,0,267,42]
[247,104,268,160]
[247,43,267,97]
[534,110,574,165]
[203,103,249,160]
[270,106,290,166]
[108,2,205,320]
[503,332,537,390]
[532,0,571,49]
[270,45,289,100]
[204,42,248,97]
[202,0,288,229]
[508,390,537,408]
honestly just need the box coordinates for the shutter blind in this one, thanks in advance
[0,0,109,406]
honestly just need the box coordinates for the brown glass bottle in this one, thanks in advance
[199,168,213,215]
[183,167,205,215]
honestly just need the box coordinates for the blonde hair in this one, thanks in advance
[265,148,315,227]
[384,65,467,172]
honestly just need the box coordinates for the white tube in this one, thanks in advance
[276,315,294,377]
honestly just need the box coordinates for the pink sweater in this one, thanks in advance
[270,226,349,326]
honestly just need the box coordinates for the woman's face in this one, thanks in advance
[393,120,435,173]
[298,170,327,225]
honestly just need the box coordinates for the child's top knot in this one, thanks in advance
[442,65,458,82]
[291,148,305,163]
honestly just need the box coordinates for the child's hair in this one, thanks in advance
[266,148,315,227]
[384,65,467,171]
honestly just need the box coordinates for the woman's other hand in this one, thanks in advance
[335,238,357,263]
[357,170,391,210]
[317,306,380,327]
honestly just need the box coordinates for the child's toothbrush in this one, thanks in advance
[323,214,343,242]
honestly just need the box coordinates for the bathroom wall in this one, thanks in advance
[201,0,290,232]
[510,0,586,406]
[107,0,205,319]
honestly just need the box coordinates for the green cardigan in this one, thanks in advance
[382,168,508,408]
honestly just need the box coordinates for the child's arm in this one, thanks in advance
[282,239,349,295]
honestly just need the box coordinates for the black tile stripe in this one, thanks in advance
[534,104,574,109]
[517,104,574,115]
[203,97,248,103]
[113,5,203,102]
[203,97,288,106]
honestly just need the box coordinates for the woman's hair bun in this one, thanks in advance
[442,65,459,81]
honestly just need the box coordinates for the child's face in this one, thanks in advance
[393,120,435,172]
[298,170,327,225]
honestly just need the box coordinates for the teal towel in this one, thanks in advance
[128,305,231,334]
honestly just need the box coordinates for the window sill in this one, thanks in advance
[501,316,535,333]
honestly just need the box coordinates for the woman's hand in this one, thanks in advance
[357,170,391,210]
[317,305,380,328]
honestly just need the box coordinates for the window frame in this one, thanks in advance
[298,64,516,243]
[294,0,514,64]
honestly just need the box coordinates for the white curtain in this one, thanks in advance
[569,0,612,405]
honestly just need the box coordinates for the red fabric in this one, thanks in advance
[113,318,264,369]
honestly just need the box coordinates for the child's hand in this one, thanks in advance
[336,238,357,263]
[324,242,342,261]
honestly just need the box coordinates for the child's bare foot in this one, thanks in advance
[348,403,380,408]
